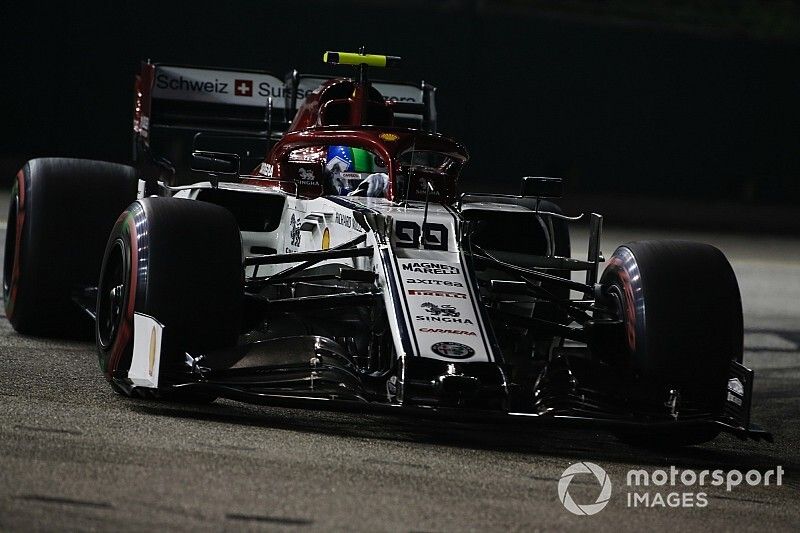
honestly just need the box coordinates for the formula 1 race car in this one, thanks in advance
[3,51,771,447]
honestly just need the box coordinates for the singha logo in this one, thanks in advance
[289,214,302,247]
[421,302,459,317]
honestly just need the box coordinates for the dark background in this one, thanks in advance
[1,1,798,225]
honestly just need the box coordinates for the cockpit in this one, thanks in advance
[252,52,469,203]
[281,142,464,201]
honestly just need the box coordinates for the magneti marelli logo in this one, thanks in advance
[558,462,613,515]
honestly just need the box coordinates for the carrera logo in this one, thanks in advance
[408,290,466,299]
[234,79,253,96]
[401,262,460,275]
[419,328,476,336]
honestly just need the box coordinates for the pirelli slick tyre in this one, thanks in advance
[3,158,138,337]
[600,240,743,447]
[96,197,242,401]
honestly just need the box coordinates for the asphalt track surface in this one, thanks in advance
[1,193,799,531]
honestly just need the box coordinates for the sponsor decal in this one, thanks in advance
[397,256,493,363]
[379,132,400,142]
[147,326,157,378]
[234,79,253,96]
[728,378,744,395]
[408,290,466,299]
[431,342,475,359]
[416,302,473,324]
[727,377,744,406]
[322,228,330,250]
[289,214,301,248]
[401,262,459,275]
[155,74,229,94]
[258,162,273,177]
[334,212,364,233]
[372,81,422,103]
[148,326,157,377]
[395,221,448,251]
[405,278,463,287]
[152,66,310,108]
[417,316,474,324]
[381,94,418,102]
[421,302,459,317]
[297,167,317,184]
[257,84,314,101]
[295,78,422,106]
[415,176,439,196]
[419,328,476,336]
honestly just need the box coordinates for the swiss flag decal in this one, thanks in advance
[234,79,253,97]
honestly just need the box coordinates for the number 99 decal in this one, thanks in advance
[395,221,448,251]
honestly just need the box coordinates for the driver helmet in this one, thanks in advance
[326,146,387,194]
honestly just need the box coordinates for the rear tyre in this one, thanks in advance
[600,240,742,446]
[3,158,138,337]
[96,197,243,401]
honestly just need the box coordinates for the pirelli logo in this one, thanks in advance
[407,290,466,299]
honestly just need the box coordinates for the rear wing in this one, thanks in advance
[133,62,292,182]
[133,61,438,184]
[284,72,437,132]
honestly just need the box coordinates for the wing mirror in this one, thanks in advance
[191,151,240,175]
[520,176,563,198]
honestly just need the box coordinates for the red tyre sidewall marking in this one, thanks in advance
[6,170,27,321]
[607,256,637,352]
[106,210,139,379]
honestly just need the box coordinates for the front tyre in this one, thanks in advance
[600,240,743,446]
[96,197,243,400]
[4,158,138,337]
